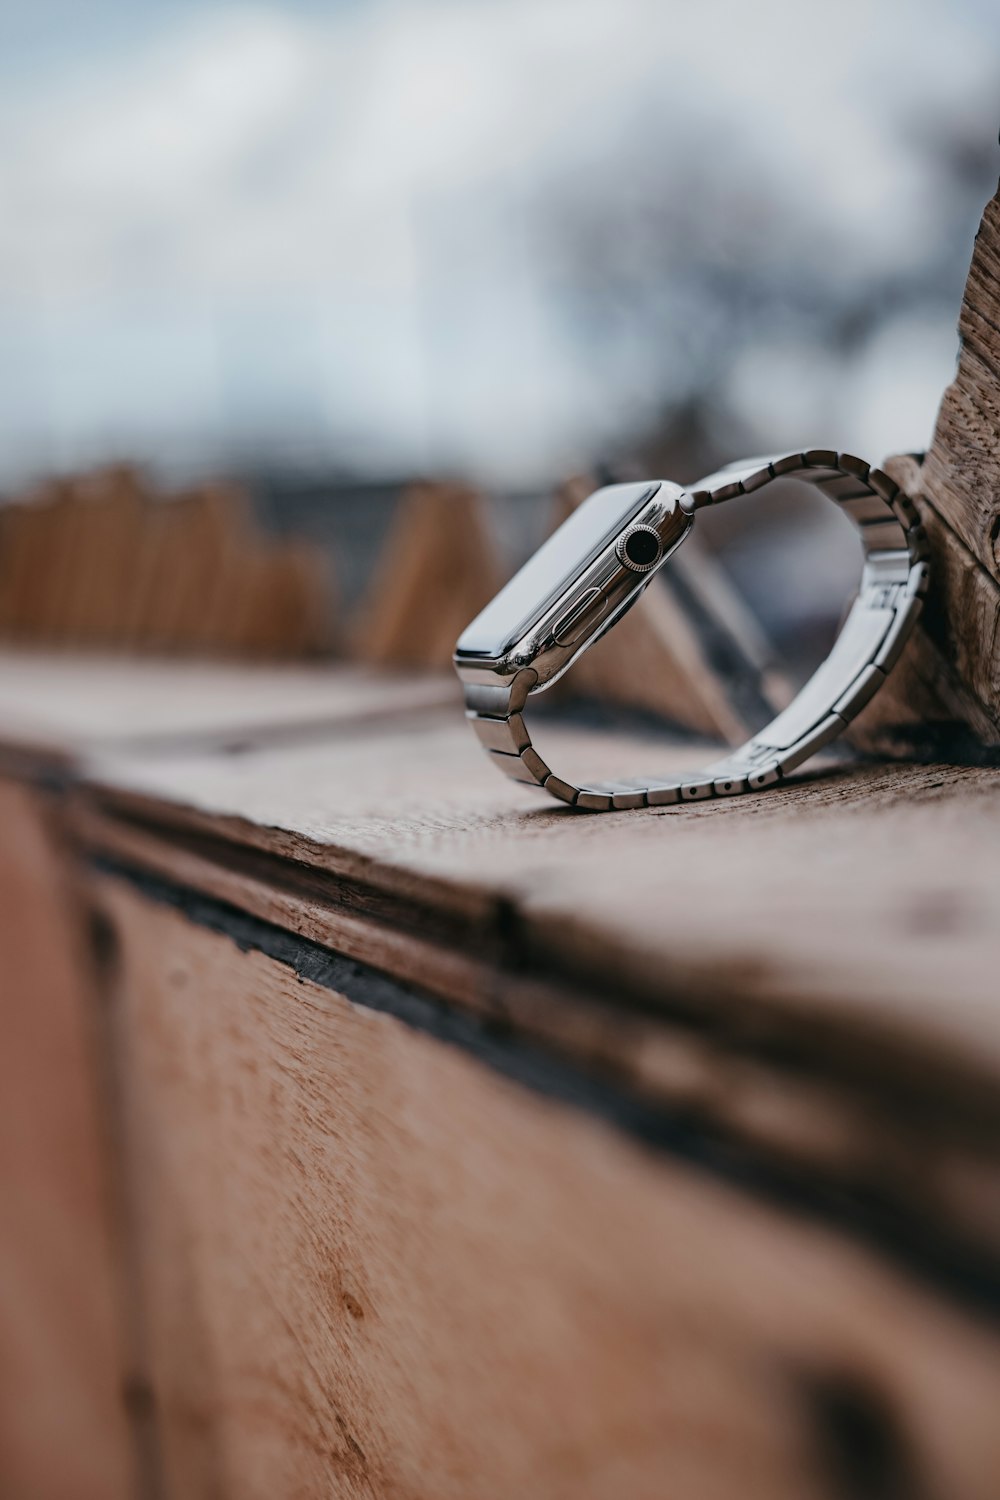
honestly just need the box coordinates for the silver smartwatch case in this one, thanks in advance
[454,452,929,812]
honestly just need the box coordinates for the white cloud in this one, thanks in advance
[0,0,996,481]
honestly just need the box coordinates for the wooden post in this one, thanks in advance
[0,471,339,660]
[353,481,502,669]
[850,182,1000,758]
[0,782,134,1500]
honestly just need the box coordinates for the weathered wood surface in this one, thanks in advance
[855,183,1000,753]
[0,651,456,766]
[73,699,1000,1294]
[97,874,1000,1500]
[0,645,996,1497]
[0,781,133,1500]
[80,708,999,1038]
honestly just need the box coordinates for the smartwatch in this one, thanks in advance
[454,451,929,811]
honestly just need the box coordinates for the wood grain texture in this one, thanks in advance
[0,781,133,1500]
[76,708,1000,1289]
[0,652,457,765]
[0,468,337,659]
[100,875,1000,1500]
[852,184,1000,752]
[81,712,1000,1056]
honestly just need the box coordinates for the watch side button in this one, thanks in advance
[552,588,607,646]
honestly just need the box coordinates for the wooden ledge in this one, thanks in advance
[0,651,456,766]
[28,664,992,1315]
[3,660,1000,1496]
[78,713,1000,1034]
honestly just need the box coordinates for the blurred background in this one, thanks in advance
[0,0,998,678]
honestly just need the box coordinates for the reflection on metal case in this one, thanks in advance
[454,479,691,693]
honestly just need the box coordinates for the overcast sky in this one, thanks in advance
[0,0,997,486]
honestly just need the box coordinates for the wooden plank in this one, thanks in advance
[70,780,1000,1295]
[127,481,255,654]
[141,486,336,660]
[928,195,1000,572]
[0,652,457,765]
[256,538,337,659]
[0,472,339,660]
[57,466,151,647]
[850,477,1000,755]
[855,186,1000,750]
[0,781,133,1500]
[75,711,1000,1290]
[15,480,83,644]
[80,713,1000,1058]
[99,873,1000,1500]
[353,482,502,668]
[0,481,75,642]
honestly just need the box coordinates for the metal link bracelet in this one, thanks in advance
[459,452,929,812]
